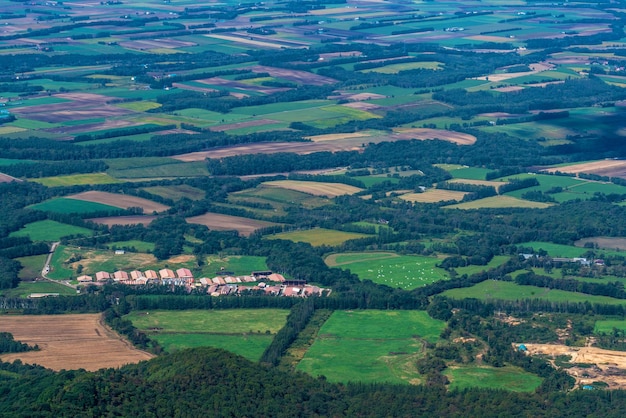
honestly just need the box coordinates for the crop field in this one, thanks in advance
[447,178,506,190]
[108,160,210,179]
[361,61,443,74]
[10,220,93,242]
[297,310,446,384]
[446,166,492,180]
[87,215,158,227]
[142,185,206,201]
[29,198,121,215]
[543,160,626,179]
[186,212,278,236]
[67,191,170,213]
[0,314,153,371]
[391,128,476,146]
[399,189,468,203]
[445,366,542,392]
[262,180,363,197]
[106,240,155,253]
[445,195,553,209]
[443,280,626,305]
[31,173,122,187]
[325,252,448,289]
[229,186,332,210]
[127,309,289,361]
[268,228,371,247]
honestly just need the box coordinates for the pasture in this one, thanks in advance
[517,241,588,258]
[262,180,363,197]
[297,310,445,384]
[0,314,153,371]
[267,228,371,247]
[10,220,93,242]
[127,309,289,361]
[442,280,626,305]
[30,173,122,187]
[325,252,448,289]
[186,213,278,236]
[445,366,543,392]
[0,280,77,298]
[595,319,626,334]
[29,198,121,215]
[201,255,268,276]
[16,254,48,280]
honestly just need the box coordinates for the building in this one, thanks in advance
[113,271,129,281]
[95,271,110,282]
[159,268,175,279]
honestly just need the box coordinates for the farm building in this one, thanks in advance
[268,273,286,282]
[159,269,175,279]
[95,271,110,281]
[113,271,129,281]
[130,270,145,280]
[144,270,158,279]
[176,268,193,279]
[77,275,93,283]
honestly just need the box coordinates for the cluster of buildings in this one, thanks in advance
[76,269,328,298]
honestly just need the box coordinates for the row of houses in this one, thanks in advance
[203,283,328,298]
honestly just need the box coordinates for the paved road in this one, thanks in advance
[41,242,76,289]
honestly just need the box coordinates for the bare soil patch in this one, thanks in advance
[447,178,507,189]
[67,191,170,213]
[392,128,476,145]
[248,65,337,86]
[307,132,371,142]
[87,215,158,226]
[186,213,277,236]
[494,86,524,92]
[399,189,468,203]
[263,180,362,197]
[0,314,154,371]
[542,160,626,179]
[522,343,626,389]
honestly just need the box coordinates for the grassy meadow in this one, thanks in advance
[445,366,543,392]
[267,228,372,246]
[29,198,121,215]
[10,220,94,242]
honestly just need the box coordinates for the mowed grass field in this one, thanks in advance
[267,228,372,246]
[445,366,543,392]
[262,180,363,197]
[443,280,626,305]
[325,252,448,290]
[10,219,94,241]
[297,310,446,384]
[30,173,122,187]
[127,309,289,361]
[200,255,268,276]
[29,198,121,214]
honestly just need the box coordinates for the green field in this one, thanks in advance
[127,309,289,361]
[106,240,155,252]
[268,228,371,247]
[518,242,589,258]
[443,280,626,305]
[0,280,77,298]
[230,186,332,210]
[10,220,93,242]
[16,254,48,280]
[30,173,123,187]
[200,255,268,276]
[454,255,511,277]
[142,185,206,201]
[445,366,543,392]
[325,252,448,289]
[595,319,626,334]
[29,198,121,215]
[297,310,446,384]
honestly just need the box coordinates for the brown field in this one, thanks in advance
[543,160,626,179]
[67,191,170,213]
[522,343,626,389]
[575,236,626,251]
[186,213,277,236]
[263,180,362,197]
[119,39,196,50]
[399,189,468,203]
[392,128,477,145]
[248,65,337,86]
[205,34,289,49]
[195,77,289,95]
[447,178,507,189]
[0,314,154,371]
[87,215,158,226]
[307,132,371,142]
[0,173,20,183]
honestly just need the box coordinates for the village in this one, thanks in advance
[70,268,329,298]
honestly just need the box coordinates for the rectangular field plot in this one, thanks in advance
[445,195,552,209]
[324,252,448,290]
[200,255,268,276]
[262,180,363,197]
[30,173,122,187]
[297,310,445,384]
[142,185,206,201]
[127,309,289,361]
[445,366,542,392]
[268,228,371,247]
[10,220,94,242]
[29,197,122,215]
[187,213,278,236]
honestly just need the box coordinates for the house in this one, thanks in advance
[144,270,159,279]
[95,271,110,281]
[130,270,145,280]
[159,268,175,279]
[176,268,193,280]
[113,271,129,281]
[77,275,93,283]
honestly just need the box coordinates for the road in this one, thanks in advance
[41,242,76,289]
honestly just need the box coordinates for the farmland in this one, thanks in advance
[297,310,445,383]
[0,314,153,371]
[267,228,371,246]
[67,191,170,213]
[10,220,93,242]
[325,252,448,289]
[186,213,278,236]
[28,198,121,215]
[127,309,289,361]
[262,180,363,197]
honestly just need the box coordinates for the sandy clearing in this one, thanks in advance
[0,314,154,371]
[67,191,170,213]
[87,215,158,226]
[186,213,277,236]
[263,180,362,197]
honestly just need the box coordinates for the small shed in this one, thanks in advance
[518,344,528,352]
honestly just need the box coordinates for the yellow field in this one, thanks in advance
[0,126,26,134]
[445,195,553,209]
[263,180,363,197]
[400,189,467,203]
[115,101,162,112]
[31,173,123,187]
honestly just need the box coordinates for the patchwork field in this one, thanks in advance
[325,252,448,289]
[268,228,371,246]
[186,213,278,236]
[67,191,170,213]
[262,180,362,197]
[297,310,446,384]
[0,314,154,371]
[127,309,289,361]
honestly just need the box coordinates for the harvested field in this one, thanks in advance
[248,65,336,86]
[186,213,277,236]
[392,128,476,145]
[0,314,154,371]
[399,189,468,203]
[575,236,626,251]
[67,191,170,213]
[475,62,555,83]
[206,34,289,49]
[521,343,626,389]
[87,215,158,226]
[306,132,371,142]
[446,178,507,189]
[263,180,362,197]
[543,160,626,179]
[446,195,553,209]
